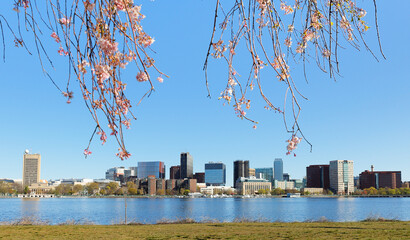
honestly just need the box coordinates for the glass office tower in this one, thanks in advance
[137,161,165,179]
[274,158,283,181]
[205,162,226,186]
[180,152,193,179]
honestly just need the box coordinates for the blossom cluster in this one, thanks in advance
[286,136,302,156]
[42,0,166,160]
[209,0,371,155]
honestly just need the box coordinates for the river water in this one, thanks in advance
[0,197,408,224]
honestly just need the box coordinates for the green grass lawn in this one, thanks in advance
[0,222,409,240]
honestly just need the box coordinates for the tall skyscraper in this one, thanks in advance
[137,161,165,179]
[274,158,283,181]
[180,152,193,179]
[23,151,41,187]
[233,160,249,188]
[329,160,354,194]
[205,162,226,186]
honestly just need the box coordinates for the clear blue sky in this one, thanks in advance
[0,1,409,187]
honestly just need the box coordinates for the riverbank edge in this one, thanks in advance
[0,221,409,240]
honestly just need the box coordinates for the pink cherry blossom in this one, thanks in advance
[116,149,131,160]
[83,148,92,156]
[97,38,118,55]
[284,37,292,47]
[97,131,107,145]
[51,32,60,43]
[286,135,302,154]
[58,46,68,56]
[136,71,148,82]
[59,17,71,26]
[280,3,294,15]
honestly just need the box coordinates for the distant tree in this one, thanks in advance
[85,182,99,195]
[23,186,30,194]
[401,188,410,195]
[137,189,145,195]
[387,188,396,195]
[126,181,136,189]
[99,188,106,195]
[55,184,72,195]
[156,189,165,195]
[224,189,234,195]
[378,188,387,195]
[12,183,24,194]
[0,182,10,194]
[366,187,378,195]
[183,189,190,196]
[105,182,119,195]
[128,188,138,195]
[115,187,124,195]
[179,188,186,195]
[213,188,223,195]
[271,188,285,195]
[7,188,15,195]
[258,189,266,195]
[72,184,84,195]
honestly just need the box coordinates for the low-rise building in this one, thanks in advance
[28,182,54,194]
[274,180,295,190]
[359,169,402,189]
[200,186,234,195]
[301,188,324,194]
[236,177,271,195]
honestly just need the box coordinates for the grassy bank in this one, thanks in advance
[0,221,409,239]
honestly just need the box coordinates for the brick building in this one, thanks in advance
[359,170,402,189]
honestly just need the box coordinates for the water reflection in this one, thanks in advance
[0,197,407,224]
[21,198,40,217]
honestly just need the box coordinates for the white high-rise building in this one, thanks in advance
[329,160,354,194]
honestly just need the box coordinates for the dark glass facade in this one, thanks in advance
[205,163,226,186]
[180,152,193,179]
[193,172,205,183]
[170,166,180,179]
[137,161,165,179]
[306,165,330,189]
[233,160,249,188]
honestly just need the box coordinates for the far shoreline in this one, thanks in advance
[1,194,409,199]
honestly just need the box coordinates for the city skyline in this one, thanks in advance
[7,151,407,190]
[0,0,409,185]
[1,149,409,188]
